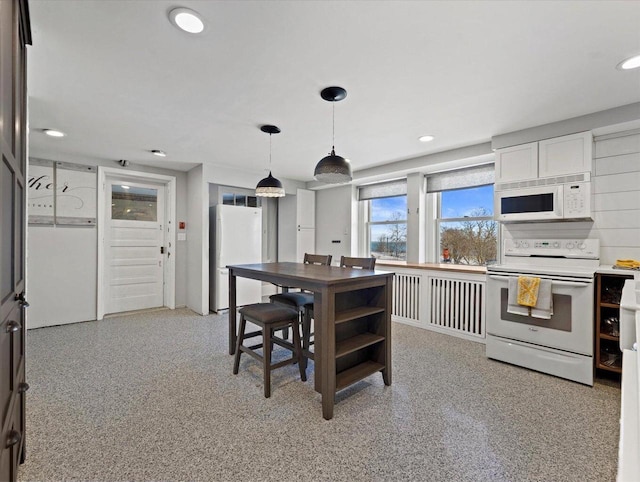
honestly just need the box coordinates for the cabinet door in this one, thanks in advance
[296,189,315,229]
[539,131,592,178]
[495,142,538,183]
[296,228,315,262]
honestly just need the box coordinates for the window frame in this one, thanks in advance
[364,195,408,261]
[433,184,498,266]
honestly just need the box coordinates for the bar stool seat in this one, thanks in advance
[232,303,306,398]
[269,291,314,309]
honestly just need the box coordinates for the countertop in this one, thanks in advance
[375,260,487,275]
[596,265,640,276]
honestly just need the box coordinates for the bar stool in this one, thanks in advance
[232,303,306,398]
[270,253,332,373]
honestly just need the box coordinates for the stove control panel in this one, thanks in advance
[505,238,600,258]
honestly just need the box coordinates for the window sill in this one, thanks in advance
[375,260,487,275]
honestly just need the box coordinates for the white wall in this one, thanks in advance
[186,164,207,314]
[26,159,189,328]
[502,129,640,265]
[315,185,354,264]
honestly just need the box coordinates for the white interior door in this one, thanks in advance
[105,180,165,314]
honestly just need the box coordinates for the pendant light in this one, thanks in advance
[314,86,352,184]
[255,125,285,198]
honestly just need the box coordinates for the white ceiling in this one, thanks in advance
[27,0,640,181]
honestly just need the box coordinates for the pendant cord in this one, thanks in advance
[332,102,335,151]
[269,133,272,172]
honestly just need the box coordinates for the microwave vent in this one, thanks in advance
[496,172,590,191]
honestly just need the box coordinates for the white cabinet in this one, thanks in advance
[278,189,316,262]
[296,188,315,229]
[495,142,538,183]
[539,131,593,178]
[495,131,593,183]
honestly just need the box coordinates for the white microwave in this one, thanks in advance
[495,182,591,223]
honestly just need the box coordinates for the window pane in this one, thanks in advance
[222,193,234,205]
[370,195,407,222]
[441,184,493,218]
[439,219,497,266]
[370,222,406,260]
[235,194,246,207]
[112,185,158,221]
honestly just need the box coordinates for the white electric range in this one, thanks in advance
[486,238,600,385]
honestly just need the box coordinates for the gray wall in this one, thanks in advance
[27,159,188,328]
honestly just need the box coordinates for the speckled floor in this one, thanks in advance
[19,308,620,481]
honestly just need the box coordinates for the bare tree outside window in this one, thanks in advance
[368,196,407,261]
[440,208,497,265]
[437,185,497,266]
[375,212,407,259]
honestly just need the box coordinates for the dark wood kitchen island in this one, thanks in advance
[227,262,393,420]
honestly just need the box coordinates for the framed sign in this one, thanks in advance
[28,159,97,225]
[28,158,55,224]
[55,162,97,225]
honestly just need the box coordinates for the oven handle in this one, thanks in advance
[487,274,592,287]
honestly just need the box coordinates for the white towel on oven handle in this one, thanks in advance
[530,278,553,319]
[507,277,529,316]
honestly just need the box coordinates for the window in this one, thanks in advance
[366,195,407,260]
[436,184,497,266]
[221,190,260,207]
[111,185,158,221]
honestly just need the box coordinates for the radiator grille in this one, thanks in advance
[428,277,485,338]
[392,273,420,322]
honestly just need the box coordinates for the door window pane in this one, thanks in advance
[1,159,14,297]
[112,185,158,221]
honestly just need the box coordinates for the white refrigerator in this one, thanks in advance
[210,204,262,312]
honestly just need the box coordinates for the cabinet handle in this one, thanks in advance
[15,292,29,308]
[5,320,21,333]
[18,382,29,393]
[6,430,20,448]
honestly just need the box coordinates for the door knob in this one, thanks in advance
[18,382,29,393]
[5,320,21,333]
[6,430,20,448]
[15,292,29,308]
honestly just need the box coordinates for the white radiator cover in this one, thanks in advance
[390,268,486,342]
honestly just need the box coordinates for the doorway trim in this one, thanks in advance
[97,167,177,320]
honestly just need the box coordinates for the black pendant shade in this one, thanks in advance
[255,171,284,197]
[314,86,352,184]
[314,148,352,184]
[256,125,285,198]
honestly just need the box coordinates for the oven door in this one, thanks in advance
[486,273,593,355]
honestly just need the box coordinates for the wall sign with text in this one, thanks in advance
[28,159,97,225]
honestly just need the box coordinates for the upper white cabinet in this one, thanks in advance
[495,131,593,183]
[538,131,593,178]
[495,142,539,183]
[296,188,316,229]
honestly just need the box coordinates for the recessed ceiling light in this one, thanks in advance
[151,150,167,157]
[617,54,640,70]
[44,129,65,137]
[169,7,204,34]
[418,135,435,143]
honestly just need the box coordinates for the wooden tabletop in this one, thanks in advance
[228,262,394,286]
